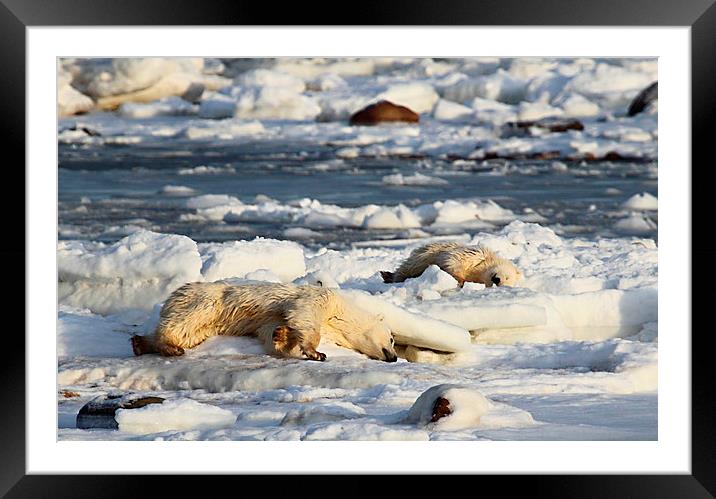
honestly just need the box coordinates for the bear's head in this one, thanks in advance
[484,260,522,287]
[327,313,398,362]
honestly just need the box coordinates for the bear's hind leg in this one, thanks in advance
[131,335,185,357]
[156,342,185,357]
[131,335,156,356]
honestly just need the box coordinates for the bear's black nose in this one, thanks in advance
[492,275,501,285]
[382,348,398,362]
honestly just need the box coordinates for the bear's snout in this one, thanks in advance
[382,348,398,362]
[491,275,501,285]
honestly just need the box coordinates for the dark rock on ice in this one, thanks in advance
[349,100,419,125]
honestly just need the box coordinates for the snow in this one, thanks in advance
[58,306,135,358]
[159,185,197,196]
[58,62,94,117]
[220,69,321,120]
[178,165,236,175]
[382,172,449,186]
[58,231,202,314]
[623,192,658,211]
[66,57,230,102]
[183,194,517,232]
[555,93,601,117]
[339,288,473,353]
[564,63,654,109]
[377,82,439,114]
[614,213,658,234]
[307,73,348,92]
[442,69,527,105]
[199,238,306,283]
[235,68,306,94]
[119,97,197,119]
[401,384,533,431]
[115,399,236,434]
[432,99,474,122]
[182,120,265,140]
[58,57,657,163]
[198,94,237,119]
[517,101,563,121]
[58,232,310,314]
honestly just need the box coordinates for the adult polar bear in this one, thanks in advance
[132,282,399,362]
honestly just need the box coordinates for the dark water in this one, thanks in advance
[58,140,657,248]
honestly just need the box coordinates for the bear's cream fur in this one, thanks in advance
[131,282,398,362]
[381,242,522,288]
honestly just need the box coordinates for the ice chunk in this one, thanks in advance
[615,213,658,234]
[159,185,197,196]
[377,82,439,114]
[200,238,306,283]
[58,307,134,358]
[442,70,527,105]
[115,398,236,434]
[401,265,459,296]
[432,99,474,122]
[119,96,197,118]
[622,192,658,211]
[58,61,94,117]
[339,289,472,352]
[404,384,535,431]
[58,231,202,314]
[382,172,448,186]
[362,205,422,229]
[198,94,237,119]
[404,384,491,429]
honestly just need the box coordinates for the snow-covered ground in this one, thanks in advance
[58,223,657,441]
[57,57,657,441]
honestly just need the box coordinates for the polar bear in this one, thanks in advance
[381,242,522,288]
[131,282,398,362]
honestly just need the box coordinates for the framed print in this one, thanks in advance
[6,0,714,495]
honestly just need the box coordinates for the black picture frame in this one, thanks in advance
[5,0,713,496]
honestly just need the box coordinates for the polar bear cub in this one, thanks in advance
[381,242,522,288]
[131,282,398,362]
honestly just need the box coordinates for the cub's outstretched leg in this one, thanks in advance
[139,282,222,356]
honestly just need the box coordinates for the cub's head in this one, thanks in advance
[328,313,398,362]
[485,261,522,287]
